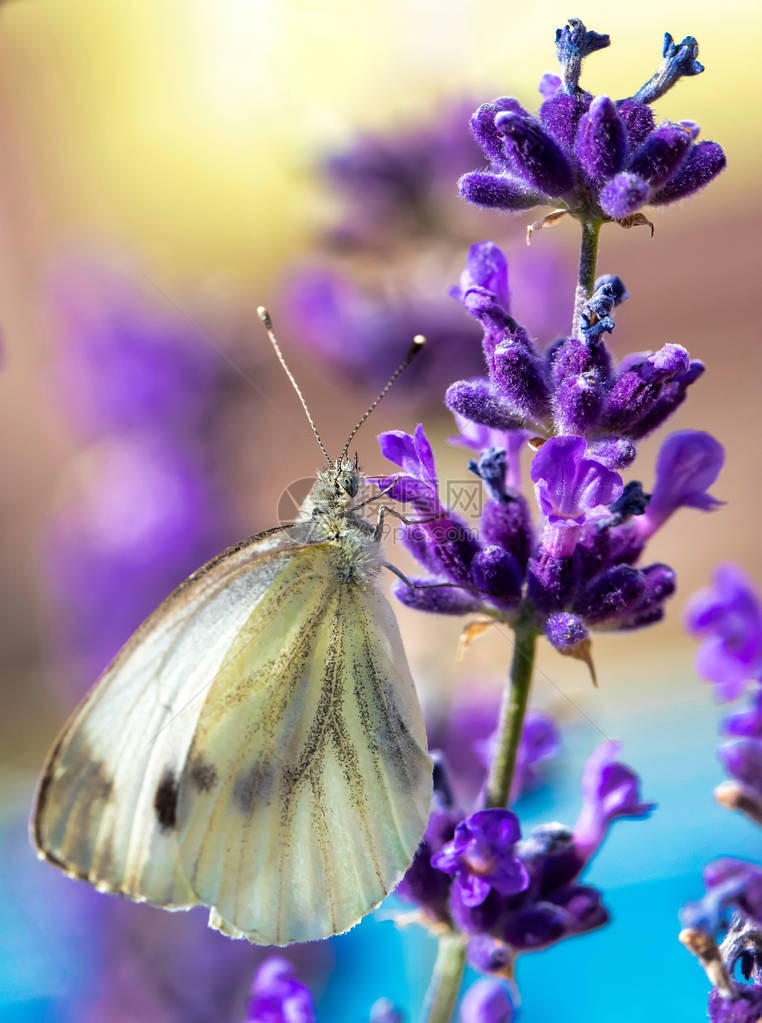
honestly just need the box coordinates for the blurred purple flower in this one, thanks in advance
[573,741,655,859]
[681,859,762,934]
[45,435,221,682]
[431,810,530,907]
[638,430,724,539]
[686,566,762,702]
[244,958,315,1023]
[475,710,560,802]
[369,998,404,1023]
[48,258,225,437]
[460,978,514,1023]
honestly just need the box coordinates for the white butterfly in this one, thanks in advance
[31,311,433,945]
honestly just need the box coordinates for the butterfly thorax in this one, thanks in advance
[296,459,380,585]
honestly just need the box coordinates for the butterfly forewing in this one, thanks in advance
[33,528,432,944]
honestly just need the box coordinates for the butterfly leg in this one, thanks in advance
[373,505,440,543]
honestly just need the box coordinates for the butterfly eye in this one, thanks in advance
[339,473,358,497]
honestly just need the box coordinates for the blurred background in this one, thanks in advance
[1,0,760,1019]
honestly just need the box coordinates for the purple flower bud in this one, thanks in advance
[639,430,724,538]
[685,566,762,702]
[465,935,513,976]
[244,958,315,1023]
[575,96,628,185]
[471,546,523,609]
[545,612,588,653]
[540,91,591,153]
[515,822,585,892]
[574,741,654,860]
[634,33,704,105]
[492,336,550,420]
[432,810,529,907]
[624,364,704,441]
[460,978,514,1023]
[446,379,532,432]
[459,172,542,211]
[470,98,529,167]
[502,902,567,950]
[587,438,636,469]
[599,171,650,218]
[628,121,694,187]
[548,337,611,390]
[650,140,726,204]
[527,550,578,612]
[574,565,647,624]
[494,112,574,196]
[616,99,655,149]
[553,372,607,434]
[393,577,475,616]
[455,241,511,311]
[480,494,534,568]
[555,18,610,93]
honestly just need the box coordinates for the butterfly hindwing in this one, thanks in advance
[33,528,432,943]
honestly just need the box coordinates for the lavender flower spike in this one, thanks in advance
[638,430,724,539]
[574,741,654,860]
[686,566,762,702]
[244,958,315,1023]
[531,436,623,556]
[460,23,724,223]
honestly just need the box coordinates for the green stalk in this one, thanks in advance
[483,624,537,809]
[423,934,467,1023]
[571,219,601,339]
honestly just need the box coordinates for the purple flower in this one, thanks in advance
[459,978,514,1023]
[244,958,315,1023]
[638,430,724,539]
[709,988,762,1023]
[686,566,762,702]
[531,437,623,555]
[375,424,441,512]
[431,810,530,907]
[573,741,654,859]
[459,21,725,222]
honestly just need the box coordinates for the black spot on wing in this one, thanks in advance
[233,763,274,814]
[154,769,179,830]
[187,756,218,792]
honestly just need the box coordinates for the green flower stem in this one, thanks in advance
[571,219,602,339]
[423,933,467,1023]
[483,624,538,810]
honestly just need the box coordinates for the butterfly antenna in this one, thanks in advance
[257,306,331,465]
[340,334,426,461]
